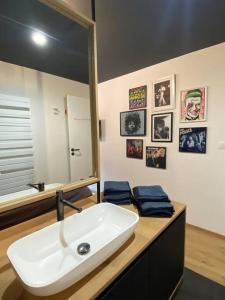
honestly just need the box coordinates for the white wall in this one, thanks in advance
[0,61,89,184]
[98,43,225,235]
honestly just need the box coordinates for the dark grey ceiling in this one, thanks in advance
[0,0,89,84]
[94,0,225,82]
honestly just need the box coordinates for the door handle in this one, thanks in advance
[71,148,81,156]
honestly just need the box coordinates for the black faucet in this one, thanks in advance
[56,190,82,221]
[27,182,45,192]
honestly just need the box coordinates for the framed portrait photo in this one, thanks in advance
[146,146,166,169]
[180,87,207,122]
[152,75,175,111]
[151,112,173,142]
[126,139,143,159]
[129,85,147,109]
[120,109,146,136]
[179,127,207,153]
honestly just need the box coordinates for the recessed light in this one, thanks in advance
[32,31,47,46]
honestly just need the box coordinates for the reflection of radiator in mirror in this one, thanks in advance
[0,94,35,196]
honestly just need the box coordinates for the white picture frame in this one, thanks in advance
[152,75,175,112]
[179,86,207,122]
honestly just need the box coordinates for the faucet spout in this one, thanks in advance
[56,190,82,221]
[27,182,45,192]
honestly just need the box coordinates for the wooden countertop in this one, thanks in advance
[0,197,186,300]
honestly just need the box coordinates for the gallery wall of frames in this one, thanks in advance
[120,76,208,169]
[98,42,225,235]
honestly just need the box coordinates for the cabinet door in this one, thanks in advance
[98,211,185,300]
[148,212,185,300]
[98,248,149,300]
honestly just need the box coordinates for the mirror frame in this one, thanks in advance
[0,0,100,213]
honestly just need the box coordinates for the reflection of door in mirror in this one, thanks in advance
[66,95,92,181]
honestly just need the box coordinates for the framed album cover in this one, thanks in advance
[129,85,147,109]
[180,87,207,122]
[152,75,175,111]
[179,127,207,153]
[120,109,146,136]
[146,146,166,169]
[127,139,143,159]
[151,112,173,142]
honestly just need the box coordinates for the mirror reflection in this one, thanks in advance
[0,0,94,203]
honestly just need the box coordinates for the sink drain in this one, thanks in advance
[77,243,90,255]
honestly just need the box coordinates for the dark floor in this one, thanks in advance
[174,268,225,300]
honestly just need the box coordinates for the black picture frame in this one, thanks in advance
[151,112,173,142]
[126,139,143,159]
[120,109,146,136]
[146,146,166,169]
[179,127,207,153]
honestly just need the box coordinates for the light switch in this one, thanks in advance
[218,142,225,150]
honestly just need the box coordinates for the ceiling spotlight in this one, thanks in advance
[32,31,47,46]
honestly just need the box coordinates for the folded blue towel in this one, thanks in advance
[103,192,132,201]
[133,185,170,202]
[136,197,170,203]
[138,201,174,217]
[134,197,170,205]
[104,181,131,194]
[102,197,132,205]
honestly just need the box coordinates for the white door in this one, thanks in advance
[66,95,92,182]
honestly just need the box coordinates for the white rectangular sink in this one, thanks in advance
[7,203,139,296]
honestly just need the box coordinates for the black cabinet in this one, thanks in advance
[98,211,185,300]
[148,210,185,300]
[99,248,149,300]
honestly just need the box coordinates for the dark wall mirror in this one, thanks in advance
[0,0,99,213]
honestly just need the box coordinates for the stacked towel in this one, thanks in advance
[133,185,174,217]
[103,181,133,205]
[133,185,170,202]
[138,202,174,217]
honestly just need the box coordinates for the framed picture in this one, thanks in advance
[151,112,173,142]
[180,87,207,122]
[146,146,166,169]
[126,139,143,159]
[129,85,147,109]
[179,127,207,153]
[152,75,175,111]
[120,109,146,136]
